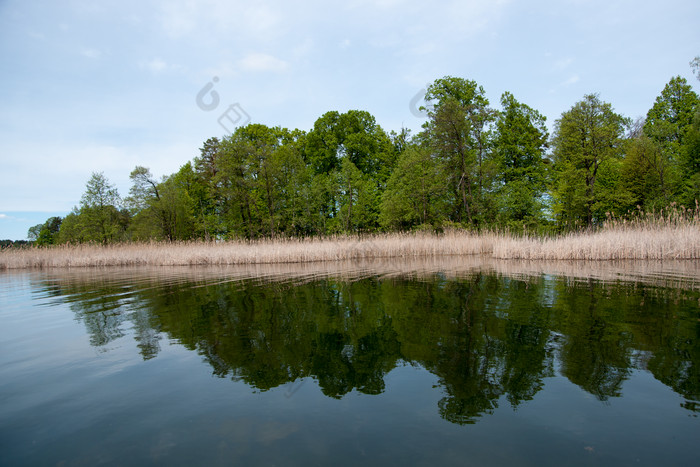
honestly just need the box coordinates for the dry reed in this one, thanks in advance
[1,207,699,269]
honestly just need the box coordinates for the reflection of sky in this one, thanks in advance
[1,1,699,239]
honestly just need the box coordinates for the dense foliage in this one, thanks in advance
[32,72,700,243]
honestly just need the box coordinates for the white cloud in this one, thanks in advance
[237,53,289,73]
[143,58,168,73]
[0,214,8,219]
[81,47,102,59]
[562,74,580,86]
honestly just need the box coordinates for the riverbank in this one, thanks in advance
[2,221,699,269]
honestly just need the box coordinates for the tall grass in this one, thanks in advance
[1,206,699,269]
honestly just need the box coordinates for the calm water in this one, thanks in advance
[1,261,699,466]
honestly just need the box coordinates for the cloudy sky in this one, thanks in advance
[1,0,698,240]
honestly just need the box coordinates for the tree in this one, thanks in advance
[380,146,448,230]
[492,92,549,230]
[155,165,197,240]
[27,217,63,245]
[38,217,63,245]
[194,137,221,181]
[304,110,395,182]
[212,124,315,239]
[551,94,629,229]
[126,166,160,214]
[27,224,43,242]
[62,172,126,244]
[644,76,698,152]
[422,76,497,226]
[621,133,669,209]
[642,76,699,200]
[332,158,378,233]
[126,166,163,240]
[191,137,223,240]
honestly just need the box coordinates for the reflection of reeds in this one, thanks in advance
[1,208,699,269]
[15,257,700,291]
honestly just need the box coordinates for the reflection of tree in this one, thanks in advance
[553,280,632,400]
[63,282,130,348]
[131,308,161,360]
[387,275,553,424]
[633,287,700,412]
[43,269,700,422]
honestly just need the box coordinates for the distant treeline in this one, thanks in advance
[28,72,700,245]
[0,240,32,248]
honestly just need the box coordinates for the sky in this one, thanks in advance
[1,0,699,240]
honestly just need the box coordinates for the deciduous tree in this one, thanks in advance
[551,94,628,229]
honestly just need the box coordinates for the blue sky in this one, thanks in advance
[1,0,698,240]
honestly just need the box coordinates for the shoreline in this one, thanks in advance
[2,227,700,270]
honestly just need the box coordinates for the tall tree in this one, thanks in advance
[423,76,497,226]
[58,172,126,243]
[643,76,699,200]
[621,132,669,210]
[155,164,197,240]
[81,172,126,243]
[492,92,549,230]
[192,137,222,240]
[551,94,629,229]
[304,110,394,233]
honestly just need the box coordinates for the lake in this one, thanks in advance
[1,258,699,466]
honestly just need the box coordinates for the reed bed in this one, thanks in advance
[0,232,492,269]
[1,207,699,269]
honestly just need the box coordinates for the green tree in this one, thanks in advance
[423,76,497,226]
[304,110,395,234]
[192,137,223,240]
[379,146,448,230]
[304,110,395,182]
[125,166,162,240]
[27,224,43,242]
[680,109,700,205]
[492,92,549,230]
[643,76,699,201]
[28,217,63,245]
[551,94,629,229]
[154,164,197,240]
[59,172,127,243]
[213,124,315,239]
[645,76,700,156]
[622,129,670,210]
[332,158,378,233]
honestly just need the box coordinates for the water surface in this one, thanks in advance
[1,259,699,465]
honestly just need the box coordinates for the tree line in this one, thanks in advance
[28,70,700,245]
